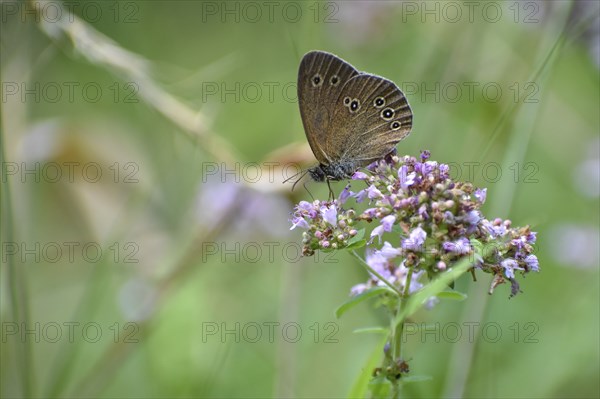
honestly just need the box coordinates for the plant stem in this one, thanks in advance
[391,267,414,399]
[350,250,402,296]
[393,267,414,361]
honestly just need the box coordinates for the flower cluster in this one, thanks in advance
[290,151,539,297]
[290,187,358,256]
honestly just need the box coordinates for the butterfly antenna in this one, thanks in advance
[283,169,301,184]
[288,169,309,192]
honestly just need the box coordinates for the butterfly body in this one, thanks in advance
[297,50,413,182]
[308,161,359,182]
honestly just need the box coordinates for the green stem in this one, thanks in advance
[393,267,414,361]
[391,267,414,399]
[351,249,412,398]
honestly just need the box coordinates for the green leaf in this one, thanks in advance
[335,286,393,319]
[347,228,365,244]
[395,255,476,325]
[470,239,485,263]
[399,375,433,385]
[436,291,468,301]
[344,239,366,251]
[470,238,483,251]
[353,327,389,335]
[368,376,392,398]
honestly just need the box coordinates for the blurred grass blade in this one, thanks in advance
[347,335,388,399]
[33,0,238,165]
[1,114,34,397]
[443,3,576,398]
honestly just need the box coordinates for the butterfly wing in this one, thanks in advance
[326,73,413,166]
[297,51,360,165]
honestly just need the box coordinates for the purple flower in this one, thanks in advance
[339,185,353,204]
[474,188,487,204]
[501,258,523,279]
[482,219,507,238]
[362,208,378,218]
[402,227,427,252]
[464,210,481,225]
[352,171,369,180]
[320,205,337,226]
[418,205,429,220]
[367,185,383,199]
[422,161,438,176]
[442,237,471,254]
[524,255,539,272]
[370,216,396,243]
[380,241,402,258]
[526,232,537,244]
[295,200,318,219]
[511,236,527,250]
[297,201,312,211]
[439,163,450,179]
[420,150,431,161]
[366,160,379,171]
[350,283,368,296]
[398,165,416,192]
[399,198,413,209]
[366,249,394,282]
[354,189,368,203]
[381,215,396,231]
[370,225,384,243]
[290,217,309,230]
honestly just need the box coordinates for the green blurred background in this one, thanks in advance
[1,0,599,398]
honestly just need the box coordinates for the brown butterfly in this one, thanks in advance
[297,50,413,187]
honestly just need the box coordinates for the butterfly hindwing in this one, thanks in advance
[326,73,413,166]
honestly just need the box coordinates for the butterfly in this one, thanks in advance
[296,50,413,191]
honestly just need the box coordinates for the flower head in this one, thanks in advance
[291,151,539,297]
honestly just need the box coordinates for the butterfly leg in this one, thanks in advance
[326,179,335,201]
[302,182,315,201]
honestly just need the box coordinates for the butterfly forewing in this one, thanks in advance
[327,73,413,165]
[297,51,360,165]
